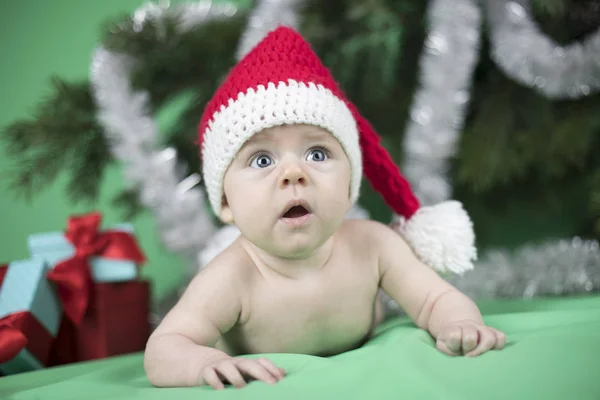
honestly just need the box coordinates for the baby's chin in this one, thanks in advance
[237,216,342,257]
[270,237,322,258]
[246,231,328,259]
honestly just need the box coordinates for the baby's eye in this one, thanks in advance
[306,148,328,162]
[250,153,273,168]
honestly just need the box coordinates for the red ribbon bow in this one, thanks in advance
[0,312,57,365]
[0,313,29,363]
[46,212,146,326]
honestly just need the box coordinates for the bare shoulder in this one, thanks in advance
[338,218,382,236]
[335,219,405,265]
[150,238,254,344]
[192,239,255,293]
[338,218,407,248]
[338,218,416,269]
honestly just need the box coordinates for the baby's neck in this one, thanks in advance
[240,236,336,280]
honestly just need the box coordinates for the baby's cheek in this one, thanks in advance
[319,187,350,219]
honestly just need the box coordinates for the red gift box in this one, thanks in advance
[49,280,150,364]
[0,260,64,375]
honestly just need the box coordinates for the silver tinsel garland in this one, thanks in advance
[383,237,600,316]
[448,238,600,299]
[236,0,302,59]
[485,0,600,99]
[90,1,238,270]
[398,0,600,301]
[402,0,481,206]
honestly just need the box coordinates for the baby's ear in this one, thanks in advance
[219,195,234,224]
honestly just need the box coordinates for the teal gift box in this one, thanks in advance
[0,259,62,375]
[27,223,139,283]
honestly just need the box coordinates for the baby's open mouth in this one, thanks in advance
[282,205,309,219]
[280,201,312,226]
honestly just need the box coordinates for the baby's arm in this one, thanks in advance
[371,221,505,357]
[144,260,283,389]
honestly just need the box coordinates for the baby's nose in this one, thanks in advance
[280,162,308,187]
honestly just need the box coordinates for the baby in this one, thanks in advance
[144,27,505,390]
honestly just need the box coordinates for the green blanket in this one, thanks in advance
[2,295,599,400]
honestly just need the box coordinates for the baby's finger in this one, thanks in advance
[236,359,278,384]
[461,325,479,354]
[202,367,225,390]
[440,325,463,354]
[215,362,247,388]
[256,358,285,380]
[465,328,496,357]
[436,337,460,356]
[493,329,506,349]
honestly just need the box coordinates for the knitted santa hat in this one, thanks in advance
[198,26,476,274]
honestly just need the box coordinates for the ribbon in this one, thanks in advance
[0,311,53,365]
[0,264,7,286]
[47,212,146,326]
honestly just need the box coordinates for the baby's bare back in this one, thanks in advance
[217,221,384,357]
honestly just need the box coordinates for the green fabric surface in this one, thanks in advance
[1,295,599,400]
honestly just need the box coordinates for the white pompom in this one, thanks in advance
[393,200,477,274]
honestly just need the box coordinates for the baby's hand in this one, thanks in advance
[200,356,285,390]
[435,320,506,357]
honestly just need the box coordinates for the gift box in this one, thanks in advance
[26,212,147,326]
[23,212,149,366]
[78,280,150,360]
[28,222,138,283]
[0,259,62,374]
[49,280,151,363]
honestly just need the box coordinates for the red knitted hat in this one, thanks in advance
[198,27,476,274]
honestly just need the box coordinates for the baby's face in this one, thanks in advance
[221,124,352,258]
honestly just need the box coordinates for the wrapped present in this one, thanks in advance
[0,259,62,374]
[49,280,150,364]
[46,314,78,367]
[27,211,146,325]
[77,280,150,361]
[27,211,150,366]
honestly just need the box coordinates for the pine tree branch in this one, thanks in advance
[590,167,600,238]
[1,79,107,202]
[532,0,567,16]
[102,10,247,111]
[457,39,600,193]
[532,0,600,43]
[302,0,416,104]
[165,92,210,177]
[112,188,144,221]
[457,74,528,192]
[535,101,599,179]
[66,128,111,203]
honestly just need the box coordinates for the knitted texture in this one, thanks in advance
[348,102,420,218]
[200,79,361,217]
[198,26,419,219]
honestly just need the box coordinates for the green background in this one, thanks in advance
[0,0,251,305]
